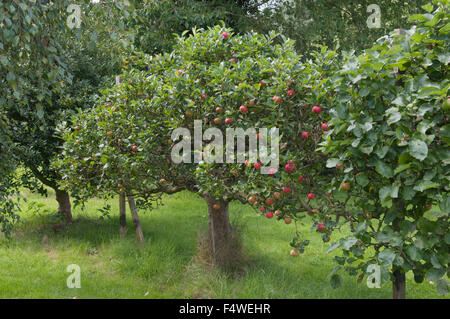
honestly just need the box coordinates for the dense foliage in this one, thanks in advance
[270,0,429,55]
[317,0,449,296]
[0,0,134,220]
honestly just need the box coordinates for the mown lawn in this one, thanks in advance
[0,189,445,299]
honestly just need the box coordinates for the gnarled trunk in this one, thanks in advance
[55,189,72,222]
[205,195,233,266]
[393,268,406,299]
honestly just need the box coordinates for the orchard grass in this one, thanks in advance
[0,189,444,299]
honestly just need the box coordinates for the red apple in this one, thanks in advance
[254,162,261,169]
[225,118,233,125]
[290,249,300,257]
[321,122,329,130]
[275,210,281,216]
[131,145,138,151]
[341,182,351,191]
[214,118,222,125]
[74,126,81,131]
[285,163,295,173]
[287,89,295,96]
[201,94,207,100]
[229,58,237,63]
[317,222,326,232]
[265,212,274,219]
[307,193,314,199]
[221,32,229,38]
[265,198,275,206]
[259,206,265,212]
[302,131,308,139]
[239,105,248,114]
[312,105,322,114]
[213,204,221,210]
[268,167,277,176]
[284,218,292,224]
[297,176,304,182]
[215,107,223,113]
[273,96,282,104]
[177,69,183,76]
[283,187,291,194]
[273,192,281,199]
[249,99,255,107]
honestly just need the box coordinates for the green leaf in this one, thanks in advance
[326,242,341,254]
[378,249,396,267]
[341,237,358,250]
[426,268,445,282]
[422,3,433,12]
[406,246,421,261]
[439,195,449,214]
[326,158,342,168]
[394,163,411,174]
[375,161,394,178]
[413,180,440,192]
[356,173,369,187]
[409,139,428,161]
[379,185,399,202]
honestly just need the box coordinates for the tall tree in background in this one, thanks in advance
[265,0,428,54]
[0,0,133,222]
[129,0,267,55]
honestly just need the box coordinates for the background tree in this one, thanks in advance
[0,0,134,222]
[0,113,19,236]
[266,0,429,55]
[128,0,268,55]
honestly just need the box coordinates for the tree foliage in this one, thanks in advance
[269,0,429,55]
[318,0,449,296]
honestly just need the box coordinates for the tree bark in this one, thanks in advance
[127,195,144,244]
[119,193,127,237]
[55,189,72,222]
[393,268,406,299]
[205,195,233,266]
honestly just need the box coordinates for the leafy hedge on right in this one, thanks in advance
[317,0,449,298]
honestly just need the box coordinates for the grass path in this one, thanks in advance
[0,190,445,299]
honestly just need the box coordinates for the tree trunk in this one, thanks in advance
[393,268,406,299]
[119,193,127,237]
[55,189,72,222]
[127,196,144,244]
[205,195,233,266]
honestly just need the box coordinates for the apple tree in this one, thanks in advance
[317,1,449,298]
[56,25,337,267]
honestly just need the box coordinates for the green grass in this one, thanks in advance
[0,189,445,299]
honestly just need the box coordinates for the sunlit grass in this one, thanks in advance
[0,189,445,299]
